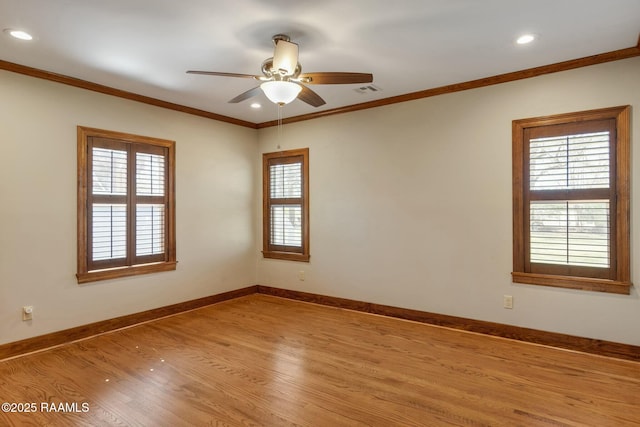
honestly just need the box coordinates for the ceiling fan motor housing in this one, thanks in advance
[262,58,302,80]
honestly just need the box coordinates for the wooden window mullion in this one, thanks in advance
[126,144,135,267]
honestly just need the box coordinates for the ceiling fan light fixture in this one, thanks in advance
[260,81,302,105]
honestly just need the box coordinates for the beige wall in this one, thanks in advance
[257,57,640,345]
[2,56,638,347]
[0,71,257,345]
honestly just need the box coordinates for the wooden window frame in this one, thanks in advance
[77,126,176,283]
[262,148,310,262]
[512,106,631,294]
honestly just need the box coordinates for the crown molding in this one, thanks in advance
[257,41,640,128]
[0,60,258,129]
[2,34,639,130]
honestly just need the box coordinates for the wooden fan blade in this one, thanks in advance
[298,72,373,85]
[298,85,326,107]
[187,70,261,79]
[229,86,262,103]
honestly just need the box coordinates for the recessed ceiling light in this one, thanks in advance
[250,102,261,109]
[4,28,33,41]
[516,34,536,45]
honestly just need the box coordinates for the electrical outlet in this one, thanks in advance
[22,306,33,321]
[503,295,513,309]
[298,270,305,281]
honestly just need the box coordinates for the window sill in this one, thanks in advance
[511,272,631,295]
[77,261,177,284]
[262,251,310,262]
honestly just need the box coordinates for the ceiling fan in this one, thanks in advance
[187,34,373,107]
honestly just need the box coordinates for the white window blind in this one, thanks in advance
[136,152,165,196]
[92,204,127,261]
[136,204,165,256]
[89,144,168,264]
[271,205,302,247]
[530,201,609,267]
[92,147,127,195]
[529,132,610,190]
[270,163,302,198]
[269,162,303,247]
[91,147,128,262]
[528,131,611,268]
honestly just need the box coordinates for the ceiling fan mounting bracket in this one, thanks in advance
[272,34,291,44]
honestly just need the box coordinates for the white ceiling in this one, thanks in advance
[1,0,639,125]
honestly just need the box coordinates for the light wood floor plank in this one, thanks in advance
[1,294,638,426]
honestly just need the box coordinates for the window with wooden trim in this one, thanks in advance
[512,106,631,294]
[77,127,176,283]
[262,148,310,262]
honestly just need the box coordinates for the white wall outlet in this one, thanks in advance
[298,270,305,281]
[503,295,513,309]
[22,305,33,321]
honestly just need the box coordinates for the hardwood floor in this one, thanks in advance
[1,294,638,426]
